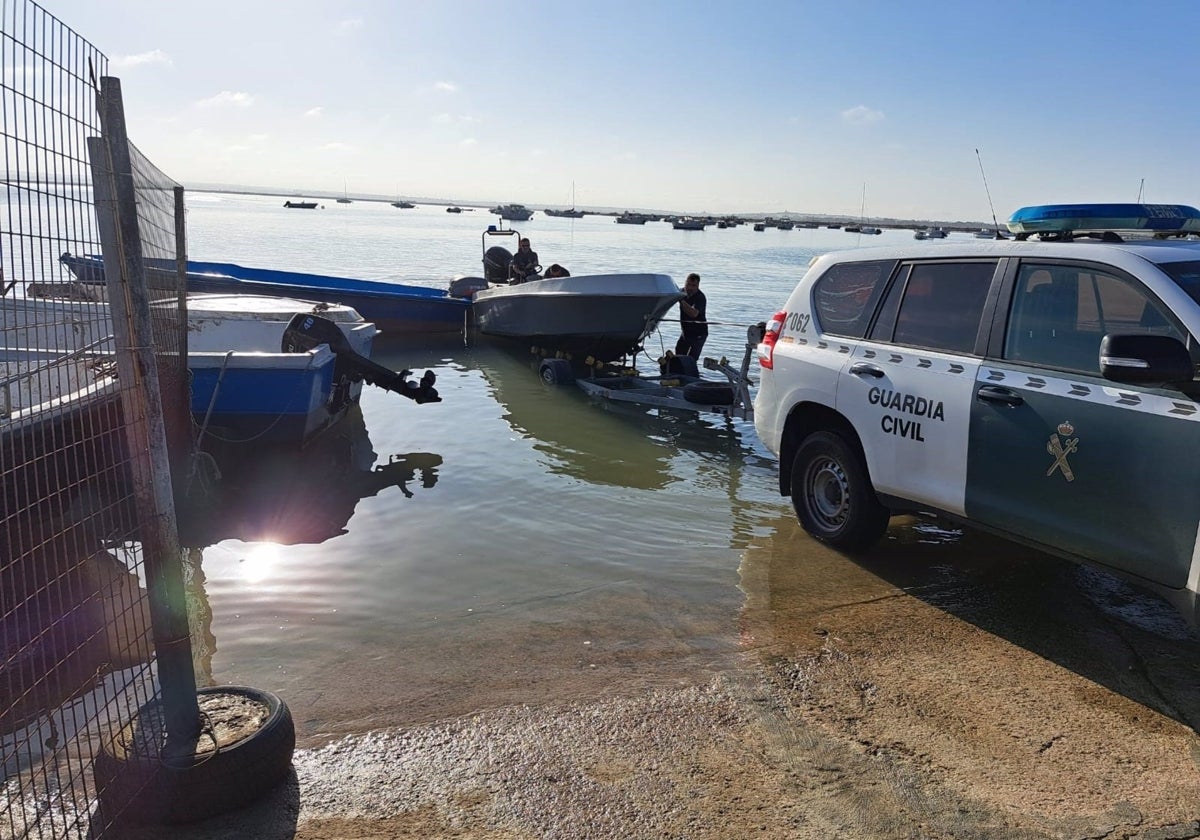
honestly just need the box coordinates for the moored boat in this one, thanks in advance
[490,203,534,221]
[615,211,649,225]
[3,288,440,447]
[464,228,682,363]
[283,200,318,209]
[59,253,470,335]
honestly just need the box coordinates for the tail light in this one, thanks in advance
[759,310,786,369]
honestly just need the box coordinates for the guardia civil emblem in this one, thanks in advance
[1045,421,1078,482]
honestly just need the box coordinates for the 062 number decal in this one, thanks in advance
[787,312,811,333]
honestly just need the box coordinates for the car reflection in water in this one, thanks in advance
[178,404,441,547]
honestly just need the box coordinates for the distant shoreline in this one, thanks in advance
[187,185,992,232]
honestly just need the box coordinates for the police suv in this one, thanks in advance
[753,204,1200,623]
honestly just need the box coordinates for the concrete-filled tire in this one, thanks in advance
[790,430,890,551]
[94,685,295,825]
[682,379,734,405]
[539,358,575,386]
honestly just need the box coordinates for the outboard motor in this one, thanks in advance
[483,246,513,284]
[282,313,440,404]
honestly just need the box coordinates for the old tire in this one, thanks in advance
[682,380,734,405]
[539,358,575,386]
[94,685,295,825]
[790,430,889,551]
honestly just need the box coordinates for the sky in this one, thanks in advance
[40,0,1200,222]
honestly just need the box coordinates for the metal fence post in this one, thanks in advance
[88,76,200,748]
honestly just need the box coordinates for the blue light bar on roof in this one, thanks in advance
[1007,203,1200,234]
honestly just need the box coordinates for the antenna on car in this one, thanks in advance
[1137,178,1145,202]
[975,148,1003,239]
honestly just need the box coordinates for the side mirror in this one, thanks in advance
[1099,333,1194,384]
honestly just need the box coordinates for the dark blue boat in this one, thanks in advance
[58,253,470,336]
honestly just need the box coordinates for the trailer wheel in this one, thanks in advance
[539,358,575,386]
[682,380,734,405]
[94,685,295,825]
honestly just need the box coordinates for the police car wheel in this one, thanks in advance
[791,430,889,551]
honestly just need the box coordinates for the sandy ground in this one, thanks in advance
[114,521,1200,839]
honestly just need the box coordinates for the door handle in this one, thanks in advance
[976,385,1024,407]
[848,362,884,378]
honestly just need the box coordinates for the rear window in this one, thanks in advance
[811,260,893,338]
[1158,260,1200,305]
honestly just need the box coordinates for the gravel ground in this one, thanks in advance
[114,522,1200,839]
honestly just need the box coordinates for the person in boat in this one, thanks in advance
[509,237,540,282]
[675,272,708,360]
[544,263,570,278]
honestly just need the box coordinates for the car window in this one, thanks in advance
[811,260,893,338]
[1004,263,1187,374]
[888,262,996,353]
[1157,260,1200,305]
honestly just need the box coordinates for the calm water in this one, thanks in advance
[176,194,924,743]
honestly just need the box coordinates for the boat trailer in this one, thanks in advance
[535,322,765,421]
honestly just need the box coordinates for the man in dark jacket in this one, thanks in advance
[675,272,708,359]
[509,238,539,281]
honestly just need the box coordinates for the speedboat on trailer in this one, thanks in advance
[461,227,683,363]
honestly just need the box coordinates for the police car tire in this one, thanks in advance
[791,430,890,551]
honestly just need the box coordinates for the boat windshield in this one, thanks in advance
[1158,260,1200,306]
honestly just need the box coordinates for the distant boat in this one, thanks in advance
[284,200,317,209]
[672,217,707,231]
[753,223,766,232]
[337,180,352,204]
[446,206,463,213]
[615,211,649,225]
[491,203,534,221]
[391,200,415,208]
[544,182,584,217]
[850,183,882,235]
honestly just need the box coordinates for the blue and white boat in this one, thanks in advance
[2,290,438,448]
[58,253,470,336]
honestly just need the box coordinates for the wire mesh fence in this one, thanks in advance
[1,3,193,837]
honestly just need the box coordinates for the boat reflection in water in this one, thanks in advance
[180,404,442,547]
[472,346,744,492]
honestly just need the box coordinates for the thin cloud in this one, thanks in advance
[432,112,478,125]
[111,49,172,70]
[433,81,459,93]
[841,105,884,125]
[459,138,477,147]
[196,91,254,109]
[336,18,363,34]
[304,106,324,119]
[322,142,355,152]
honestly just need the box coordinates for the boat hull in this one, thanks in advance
[4,293,376,447]
[59,254,470,335]
[471,273,682,362]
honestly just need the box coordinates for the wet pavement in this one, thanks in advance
[117,514,1200,839]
